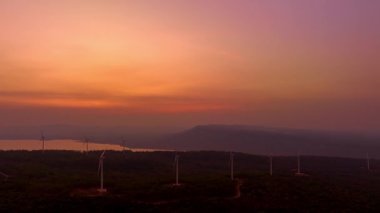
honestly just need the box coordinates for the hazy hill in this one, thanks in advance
[1,124,379,159]
[150,125,380,159]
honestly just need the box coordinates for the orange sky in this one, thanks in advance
[0,0,379,132]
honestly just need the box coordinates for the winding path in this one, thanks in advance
[232,178,243,199]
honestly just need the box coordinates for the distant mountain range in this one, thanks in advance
[1,124,379,158]
[147,125,380,159]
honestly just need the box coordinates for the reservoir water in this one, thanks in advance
[0,139,163,152]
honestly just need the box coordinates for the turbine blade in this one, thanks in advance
[100,150,106,158]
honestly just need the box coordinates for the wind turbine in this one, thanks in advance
[230,152,234,181]
[40,131,45,152]
[121,137,126,152]
[97,151,107,193]
[83,137,89,154]
[174,153,180,186]
[295,151,307,176]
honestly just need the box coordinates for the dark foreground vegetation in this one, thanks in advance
[1,150,380,212]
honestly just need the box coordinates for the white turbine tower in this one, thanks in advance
[230,152,234,181]
[122,137,126,152]
[97,151,107,193]
[40,131,45,152]
[174,153,180,186]
[295,151,307,176]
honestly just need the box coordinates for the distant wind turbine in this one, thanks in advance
[97,151,107,193]
[295,151,307,176]
[230,152,234,181]
[40,131,45,152]
[174,153,180,186]
[83,137,89,154]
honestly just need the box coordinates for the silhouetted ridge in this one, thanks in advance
[154,125,380,159]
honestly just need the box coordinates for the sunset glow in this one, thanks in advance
[1,0,379,132]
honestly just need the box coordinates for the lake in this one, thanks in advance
[0,139,164,152]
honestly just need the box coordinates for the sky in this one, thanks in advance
[0,0,379,133]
